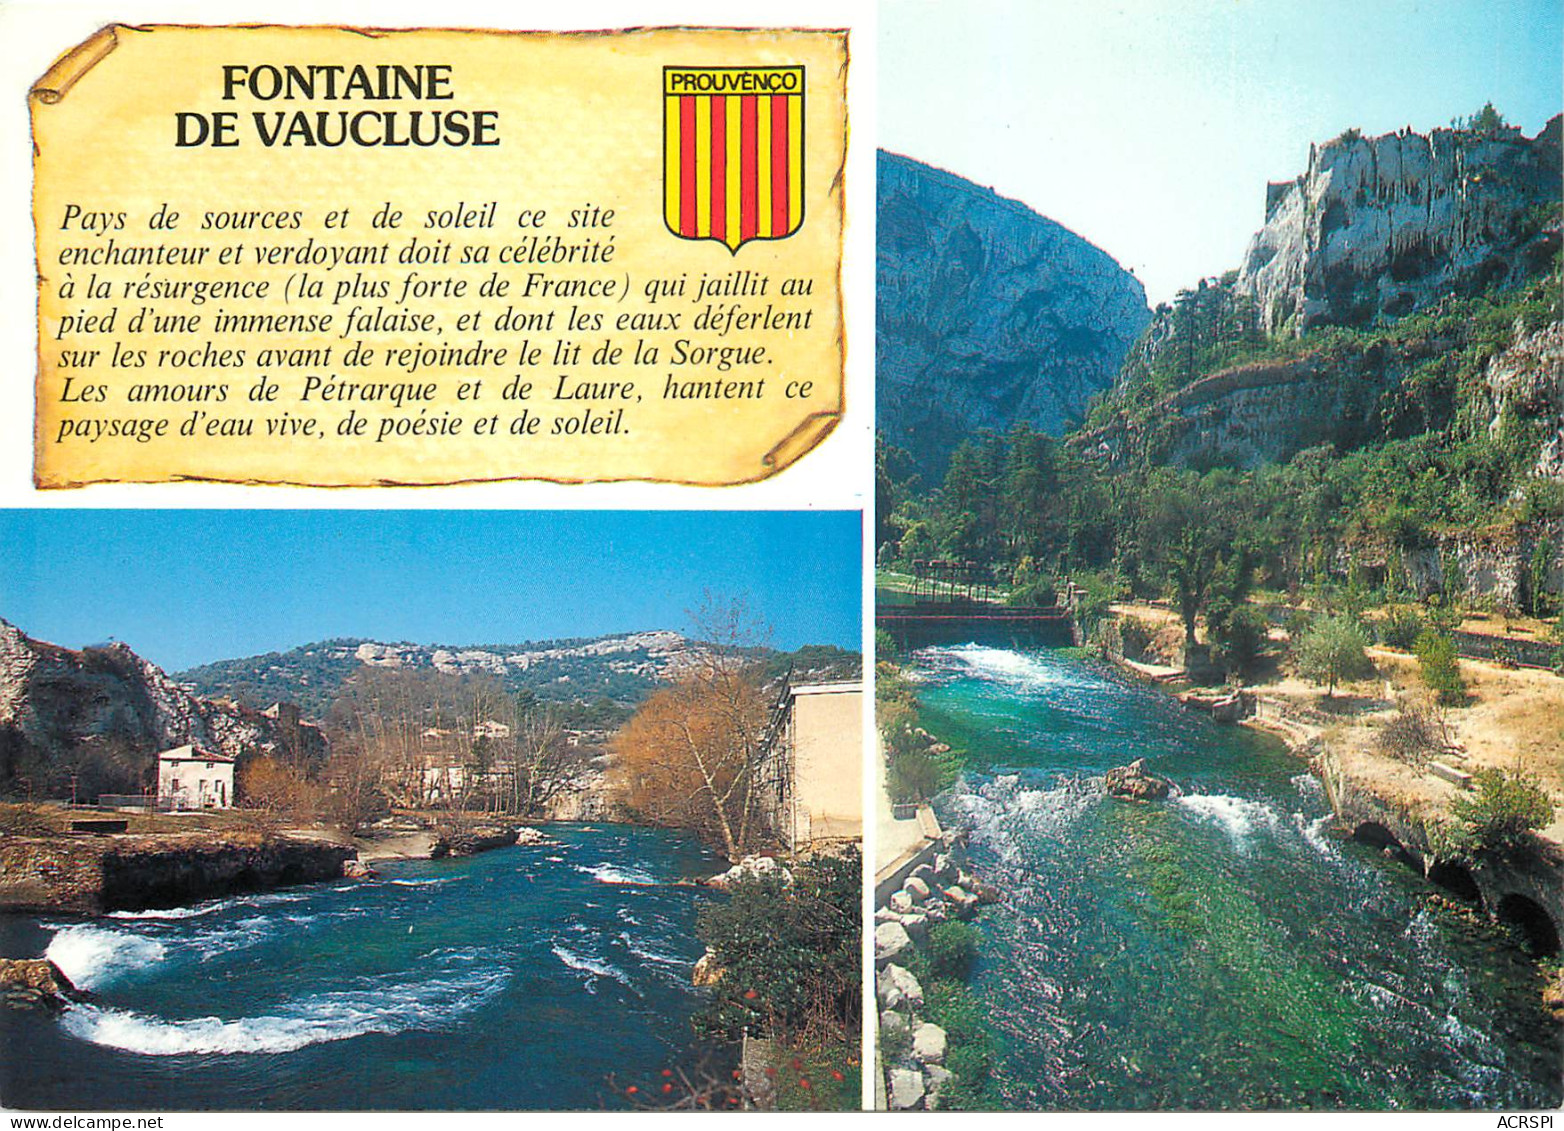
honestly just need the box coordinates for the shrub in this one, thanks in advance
[924,921,981,982]
[874,628,899,661]
[1379,606,1426,651]
[694,849,860,1043]
[1296,615,1374,695]
[1377,699,1449,767]
[1449,769,1554,855]
[1414,628,1467,706]
[886,747,958,804]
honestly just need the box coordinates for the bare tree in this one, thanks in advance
[613,595,777,860]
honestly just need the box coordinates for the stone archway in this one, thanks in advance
[1426,859,1482,903]
[1495,892,1561,957]
[1351,821,1402,851]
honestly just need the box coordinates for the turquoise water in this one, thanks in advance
[0,824,722,1110]
[914,643,1562,1111]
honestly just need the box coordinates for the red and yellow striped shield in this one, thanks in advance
[664,66,805,253]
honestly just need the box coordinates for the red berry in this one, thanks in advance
[831,1071,845,1081]
[743,989,758,1000]
[799,1078,811,1090]
[661,1069,673,1078]
[661,1084,673,1094]
[625,1086,638,1095]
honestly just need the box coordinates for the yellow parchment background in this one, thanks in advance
[32,24,846,487]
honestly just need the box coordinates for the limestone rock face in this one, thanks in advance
[878,150,1150,479]
[0,618,323,796]
[1486,320,1564,479]
[1236,117,1561,335]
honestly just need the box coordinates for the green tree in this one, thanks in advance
[1414,628,1467,706]
[1449,768,1553,855]
[1454,101,1506,133]
[1296,615,1373,696]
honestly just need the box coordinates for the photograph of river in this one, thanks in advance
[0,508,864,1111]
[873,0,1561,1112]
[910,643,1561,1110]
[1,825,717,1110]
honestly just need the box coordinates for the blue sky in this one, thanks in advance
[881,0,1564,305]
[0,510,862,671]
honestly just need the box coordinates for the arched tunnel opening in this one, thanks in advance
[1426,859,1482,904]
[1495,893,1561,958]
[1351,821,1402,851]
[1351,821,1418,869]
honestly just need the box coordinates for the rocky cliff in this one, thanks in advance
[0,619,322,799]
[1236,117,1561,334]
[878,150,1150,479]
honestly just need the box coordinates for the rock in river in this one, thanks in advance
[0,958,84,1013]
[1104,758,1173,802]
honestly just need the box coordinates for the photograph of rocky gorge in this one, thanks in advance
[0,509,864,1111]
[874,0,1563,1111]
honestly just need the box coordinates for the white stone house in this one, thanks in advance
[156,744,235,810]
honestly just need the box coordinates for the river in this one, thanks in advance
[0,824,722,1110]
[912,642,1561,1110]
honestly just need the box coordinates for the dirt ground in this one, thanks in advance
[1249,644,1564,846]
[1104,602,1564,846]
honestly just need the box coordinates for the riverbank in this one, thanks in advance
[0,827,355,915]
[873,670,1002,1112]
[898,639,1562,1107]
[0,804,567,916]
[1,824,722,1110]
[1099,610,1564,963]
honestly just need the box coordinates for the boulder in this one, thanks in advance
[888,890,915,914]
[875,921,913,968]
[943,885,979,918]
[874,907,903,925]
[903,876,931,904]
[899,912,929,943]
[888,1068,926,1111]
[912,1023,948,1064]
[0,959,83,1012]
[910,863,938,887]
[342,858,376,880]
[924,1065,956,1110]
[880,1009,909,1039]
[691,949,724,987]
[933,853,959,883]
[879,963,924,1010]
[431,824,519,858]
[1104,758,1172,802]
[706,854,790,890]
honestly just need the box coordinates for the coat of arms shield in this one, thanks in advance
[663,66,805,253]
